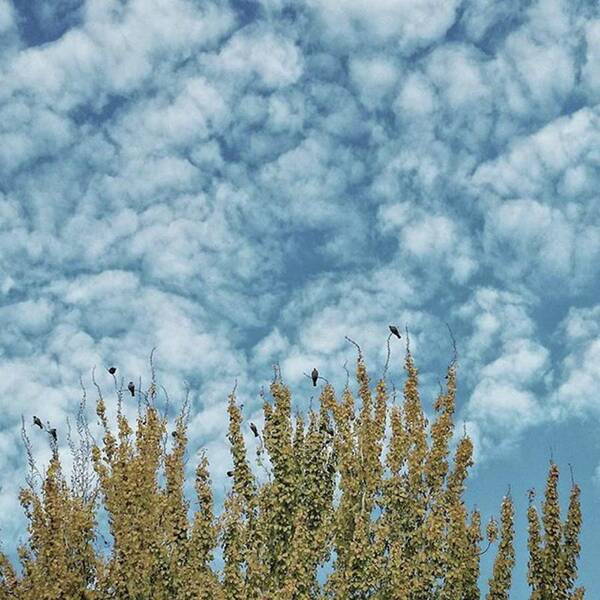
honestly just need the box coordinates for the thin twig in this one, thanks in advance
[568,462,576,487]
[382,333,393,380]
[342,360,350,390]
[344,335,362,357]
[445,321,457,367]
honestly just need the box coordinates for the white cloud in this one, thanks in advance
[215,27,303,90]
[582,20,600,100]
[307,0,460,53]
[0,0,15,35]
[468,380,541,432]
[394,72,437,117]
[550,306,600,420]
[349,55,400,109]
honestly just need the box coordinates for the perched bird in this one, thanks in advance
[389,325,401,339]
[33,416,44,429]
[320,423,334,436]
[249,422,259,437]
[311,368,319,387]
[107,367,117,375]
[227,470,234,477]
[48,428,57,442]
[128,381,135,397]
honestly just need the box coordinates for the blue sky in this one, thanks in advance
[1,0,599,596]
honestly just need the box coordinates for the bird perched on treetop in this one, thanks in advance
[48,428,57,442]
[33,416,43,429]
[128,381,135,396]
[311,368,319,386]
[250,422,259,437]
[108,367,117,375]
[389,325,401,339]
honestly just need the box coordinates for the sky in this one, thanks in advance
[0,0,599,596]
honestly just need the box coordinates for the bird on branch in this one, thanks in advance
[389,325,401,339]
[311,368,319,386]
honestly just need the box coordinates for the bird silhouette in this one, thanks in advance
[108,367,117,375]
[311,368,319,386]
[320,423,334,436]
[227,470,234,477]
[389,325,401,339]
[33,416,44,429]
[128,381,135,396]
[48,428,57,442]
[249,422,259,437]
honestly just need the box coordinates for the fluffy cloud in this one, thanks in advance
[550,306,600,419]
[306,0,460,53]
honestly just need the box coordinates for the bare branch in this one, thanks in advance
[382,332,393,380]
[344,335,362,357]
[445,321,457,367]
[342,360,350,390]
[568,462,576,487]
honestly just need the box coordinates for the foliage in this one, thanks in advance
[0,344,585,599]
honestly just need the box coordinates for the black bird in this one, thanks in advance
[311,368,319,387]
[128,381,135,396]
[108,367,117,375]
[33,416,44,429]
[249,422,259,437]
[389,325,401,339]
[320,423,334,436]
[48,428,57,442]
[227,470,234,477]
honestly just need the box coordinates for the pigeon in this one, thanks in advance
[311,368,319,387]
[33,416,44,429]
[227,470,234,477]
[128,382,135,397]
[249,422,259,437]
[107,367,117,375]
[389,325,401,339]
[48,428,57,442]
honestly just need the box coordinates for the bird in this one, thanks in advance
[227,470,234,477]
[311,368,319,387]
[33,416,44,429]
[249,422,259,437]
[48,428,57,442]
[107,367,117,375]
[128,381,135,396]
[389,325,401,339]
[320,423,334,436]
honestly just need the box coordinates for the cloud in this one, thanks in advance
[551,306,600,419]
[213,26,303,90]
[306,0,460,53]
[349,54,400,110]
[582,19,600,101]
